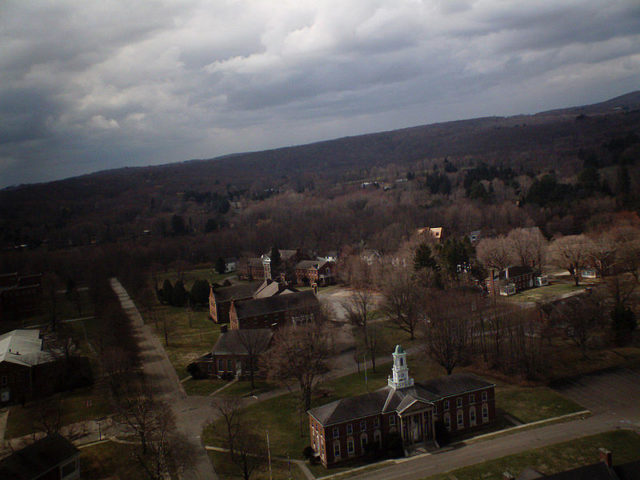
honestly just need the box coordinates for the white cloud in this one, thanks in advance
[1,0,639,186]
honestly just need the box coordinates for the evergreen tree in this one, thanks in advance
[172,280,188,307]
[216,257,227,274]
[160,279,173,305]
[611,303,637,346]
[414,243,437,271]
[190,279,210,306]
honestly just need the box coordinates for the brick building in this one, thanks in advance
[486,266,547,296]
[229,290,320,330]
[308,346,496,467]
[237,249,302,281]
[294,260,336,286]
[0,329,62,405]
[209,279,297,323]
[192,327,273,378]
[0,273,42,321]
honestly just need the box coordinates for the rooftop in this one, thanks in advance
[0,433,79,479]
[0,330,53,367]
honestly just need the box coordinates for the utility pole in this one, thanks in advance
[266,430,273,480]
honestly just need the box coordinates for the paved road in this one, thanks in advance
[345,369,640,480]
[111,278,217,480]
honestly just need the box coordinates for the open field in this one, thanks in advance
[209,450,307,480]
[80,440,149,479]
[147,305,221,378]
[495,386,583,424]
[5,386,111,438]
[421,430,640,480]
[153,266,232,290]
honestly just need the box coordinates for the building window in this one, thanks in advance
[456,397,463,408]
[360,420,366,431]
[389,416,396,426]
[469,407,476,426]
[346,423,353,435]
[457,410,464,428]
[333,441,341,459]
[443,413,451,431]
[374,430,382,446]
[469,394,475,404]
[444,400,450,411]
[347,438,355,456]
[434,404,438,415]
[217,359,224,371]
[482,390,488,402]
[0,376,7,387]
[360,433,368,450]
[374,417,380,428]
[482,405,489,422]
[333,427,339,439]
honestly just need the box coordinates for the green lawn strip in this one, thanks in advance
[80,440,148,479]
[148,307,221,377]
[220,380,276,397]
[421,430,640,480]
[183,378,228,396]
[496,386,583,424]
[507,282,584,303]
[208,449,307,480]
[5,386,111,438]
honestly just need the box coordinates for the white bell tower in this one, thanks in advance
[388,345,414,389]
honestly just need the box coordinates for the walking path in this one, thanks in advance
[110,278,217,480]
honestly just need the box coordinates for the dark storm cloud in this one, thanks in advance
[1,0,639,187]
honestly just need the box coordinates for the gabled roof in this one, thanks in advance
[212,329,273,356]
[309,390,390,425]
[0,433,79,479]
[213,282,261,302]
[295,260,328,270]
[419,373,494,398]
[253,280,298,299]
[234,291,319,320]
[0,330,53,367]
[309,373,494,427]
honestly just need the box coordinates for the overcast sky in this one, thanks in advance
[1,1,639,187]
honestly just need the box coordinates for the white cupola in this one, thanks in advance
[388,344,414,389]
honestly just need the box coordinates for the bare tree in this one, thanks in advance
[506,227,548,272]
[264,322,333,412]
[235,329,272,389]
[550,292,606,358]
[211,396,266,480]
[549,235,590,286]
[380,268,422,340]
[476,236,511,272]
[342,288,382,371]
[421,289,473,375]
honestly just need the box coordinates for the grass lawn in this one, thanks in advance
[507,282,584,303]
[148,306,221,378]
[5,386,111,438]
[80,440,147,479]
[496,386,584,424]
[209,449,307,480]
[153,266,232,290]
[421,430,640,480]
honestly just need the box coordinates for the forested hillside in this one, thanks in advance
[1,91,639,274]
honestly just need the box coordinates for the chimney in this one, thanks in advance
[505,267,510,280]
[503,472,515,480]
[599,448,612,467]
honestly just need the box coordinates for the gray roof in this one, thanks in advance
[0,433,78,479]
[309,373,494,427]
[212,329,273,356]
[213,282,260,302]
[0,330,54,367]
[234,291,319,320]
[295,260,328,270]
[419,373,494,398]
